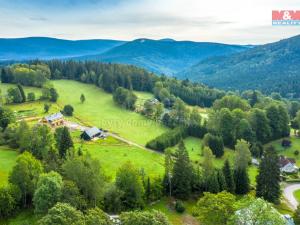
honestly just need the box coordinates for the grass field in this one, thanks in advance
[294,189,300,203]
[266,136,300,167]
[134,91,154,109]
[53,80,168,146]
[0,83,43,99]
[75,136,165,179]
[0,146,18,187]
[146,197,199,225]
[5,100,61,121]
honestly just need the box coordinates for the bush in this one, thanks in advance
[27,92,36,101]
[202,133,224,158]
[146,127,187,151]
[294,150,299,157]
[175,200,185,213]
[282,139,291,148]
[113,87,137,110]
[63,105,74,116]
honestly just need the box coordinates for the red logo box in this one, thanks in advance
[272,10,300,20]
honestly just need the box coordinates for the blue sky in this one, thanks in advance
[0,0,299,44]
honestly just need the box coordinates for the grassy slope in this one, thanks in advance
[0,83,43,98]
[71,133,165,179]
[294,189,300,203]
[53,80,168,145]
[0,146,18,187]
[266,136,300,166]
[146,197,199,225]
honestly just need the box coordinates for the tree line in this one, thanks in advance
[0,105,291,224]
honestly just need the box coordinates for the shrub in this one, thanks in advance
[281,139,291,148]
[27,92,36,101]
[175,200,185,213]
[63,105,74,116]
[146,127,187,151]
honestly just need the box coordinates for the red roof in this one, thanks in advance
[279,155,296,167]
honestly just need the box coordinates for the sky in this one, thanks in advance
[0,0,299,44]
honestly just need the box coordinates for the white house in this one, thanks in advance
[251,158,260,166]
[279,156,299,173]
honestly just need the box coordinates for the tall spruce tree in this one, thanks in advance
[56,127,73,159]
[256,146,281,203]
[163,149,173,195]
[222,160,235,193]
[171,141,193,199]
[216,169,227,192]
[206,171,220,193]
[146,177,151,202]
[17,84,26,102]
[234,167,250,195]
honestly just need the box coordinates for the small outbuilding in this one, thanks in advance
[42,112,64,127]
[81,127,106,140]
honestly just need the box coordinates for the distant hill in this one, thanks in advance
[180,35,300,98]
[76,38,248,75]
[0,37,125,60]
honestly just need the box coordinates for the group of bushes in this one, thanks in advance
[4,84,58,104]
[146,127,188,151]
[113,87,137,110]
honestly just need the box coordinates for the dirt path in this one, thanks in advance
[283,183,300,210]
[108,132,157,152]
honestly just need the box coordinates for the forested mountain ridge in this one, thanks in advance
[0,37,125,60]
[76,38,248,75]
[180,34,300,98]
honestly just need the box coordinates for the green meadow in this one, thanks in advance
[74,136,165,179]
[0,146,18,187]
[0,83,43,99]
[53,80,169,145]
[266,136,300,166]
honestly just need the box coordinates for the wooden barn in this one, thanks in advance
[42,112,64,127]
[81,127,106,140]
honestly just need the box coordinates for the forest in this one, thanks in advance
[0,61,300,225]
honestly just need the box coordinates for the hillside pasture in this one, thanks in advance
[266,136,300,167]
[53,80,169,145]
[0,83,43,99]
[74,136,165,179]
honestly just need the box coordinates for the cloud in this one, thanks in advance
[0,0,299,44]
[3,0,129,9]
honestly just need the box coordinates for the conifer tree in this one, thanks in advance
[56,127,74,159]
[256,146,281,203]
[17,84,26,102]
[146,177,151,202]
[206,171,219,193]
[216,169,227,192]
[80,94,85,104]
[234,167,250,195]
[171,141,193,199]
[163,149,173,195]
[222,160,235,193]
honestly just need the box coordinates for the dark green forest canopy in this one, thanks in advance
[1,60,225,107]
